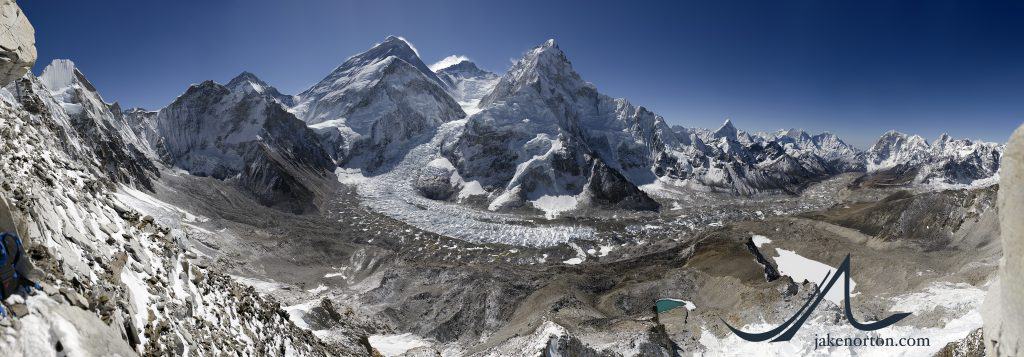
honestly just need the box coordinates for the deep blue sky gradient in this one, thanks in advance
[21,0,1024,147]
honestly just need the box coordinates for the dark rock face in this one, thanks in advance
[852,164,921,188]
[544,333,617,357]
[586,159,659,211]
[237,143,323,214]
[413,165,456,200]
[157,76,334,213]
[17,69,159,190]
[744,237,781,282]
[934,328,984,357]
[67,107,160,191]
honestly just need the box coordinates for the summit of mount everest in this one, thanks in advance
[0,3,1015,355]
[289,36,466,170]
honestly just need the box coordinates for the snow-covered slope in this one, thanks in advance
[434,59,500,115]
[1,73,336,355]
[120,107,162,158]
[290,36,465,169]
[865,131,1003,186]
[157,72,334,213]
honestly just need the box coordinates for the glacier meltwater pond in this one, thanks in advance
[656,298,696,313]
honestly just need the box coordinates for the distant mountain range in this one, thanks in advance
[18,36,1004,215]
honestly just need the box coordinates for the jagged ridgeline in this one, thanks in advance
[0,1,1010,352]
[21,34,1000,219]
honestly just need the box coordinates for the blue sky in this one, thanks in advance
[21,0,1024,147]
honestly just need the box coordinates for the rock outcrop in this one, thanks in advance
[984,123,1024,356]
[0,0,34,86]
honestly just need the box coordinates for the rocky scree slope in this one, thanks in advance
[0,72,352,354]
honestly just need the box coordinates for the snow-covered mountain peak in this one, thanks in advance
[292,35,459,126]
[712,119,739,140]
[864,130,1001,185]
[157,76,333,211]
[226,71,266,90]
[869,130,930,155]
[936,132,952,143]
[322,35,444,90]
[39,59,100,97]
[782,128,812,141]
[480,39,584,107]
[224,71,292,105]
[382,35,418,55]
[436,59,488,77]
[860,129,1003,185]
[289,37,465,169]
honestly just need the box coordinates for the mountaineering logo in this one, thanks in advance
[723,254,911,342]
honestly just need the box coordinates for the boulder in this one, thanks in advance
[983,123,1024,355]
[0,0,35,86]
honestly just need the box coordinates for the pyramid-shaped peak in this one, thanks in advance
[713,119,738,139]
[319,35,446,90]
[227,71,266,87]
[341,35,422,67]
[383,35,410,45]
[519,39,575,75]
[531,39,566,57]
[226,71,277,96]
[479,39,581,107]
[375,35,419,56]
